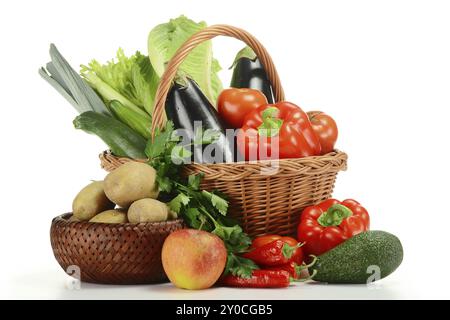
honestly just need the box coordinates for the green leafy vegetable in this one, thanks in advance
[202,190,228,216]
[168,192,190,213]
[81,49,158,115]
[146,122,257,278]
[147,15,223,104]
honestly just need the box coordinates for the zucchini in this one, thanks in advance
[310,230,403,284]
[109,100,151,139]
[73,111,146,159]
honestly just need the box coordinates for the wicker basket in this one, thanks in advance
[100,24,347,237]
[50,213,184,284]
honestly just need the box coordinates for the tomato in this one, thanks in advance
[307,111,338,154]
[217,88,268,128]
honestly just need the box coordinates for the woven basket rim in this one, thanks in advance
[53,213,184,229]
[100,149,347,167]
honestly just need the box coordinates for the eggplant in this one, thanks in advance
[230,47,275,103]
[165,77,235,163]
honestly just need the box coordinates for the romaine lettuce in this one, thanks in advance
[147,15,223,104]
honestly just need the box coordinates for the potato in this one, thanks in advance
[128,199,168,223]
[104,162,159,208]
[72,181,114,221]
[89,209,128,224]
[68,215,81,222]
[168,210,178,220]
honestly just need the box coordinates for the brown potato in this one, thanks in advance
[104,162,159,208]
[128,199,168,223]
[89,209,127,224]
[72,181,115,221]
[68,215,81,222]
[168,210,178,220]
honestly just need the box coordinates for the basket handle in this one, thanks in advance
[151,24,285,137]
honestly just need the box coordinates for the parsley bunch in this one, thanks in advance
[145,121,258,278]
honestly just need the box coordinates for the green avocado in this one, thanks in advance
[310,230,403,284]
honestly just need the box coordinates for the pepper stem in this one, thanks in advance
[295,255,318,274]
[317,204,353,227]
[291,269,317,283]
[258,106,283,137]
[282,242,303,259]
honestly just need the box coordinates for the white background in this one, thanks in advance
[1,0,449,299]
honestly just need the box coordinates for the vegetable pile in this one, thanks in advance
[42,15,403,290]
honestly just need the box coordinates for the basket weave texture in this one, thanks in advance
[50,213,184,284]
[99,24,348,237]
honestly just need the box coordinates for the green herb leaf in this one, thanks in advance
[142,118,253,280]
[183,208,212,231]
[188,174,204,191]
[145,121,174,159]
[201,129,221,145]
[171,145,192,163]
[156,175,173,193]
[225,253,259,278]
[168,193,190,213]
[202,190,228,216]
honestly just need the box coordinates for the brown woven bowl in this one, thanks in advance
[100,24,348,237]
[50,213,184,284]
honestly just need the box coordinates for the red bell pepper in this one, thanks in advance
[237,102,322,160]
[297,199,370,256]
[243,238,303,267]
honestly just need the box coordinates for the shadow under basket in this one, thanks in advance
[50,213,184,284]
[100,150,347,237]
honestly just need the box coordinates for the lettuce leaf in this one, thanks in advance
[81,49,158,115]
[147,15,223,104]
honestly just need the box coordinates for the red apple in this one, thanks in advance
[161,229,227,290]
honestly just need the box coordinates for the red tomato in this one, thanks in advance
[307,111,338,154]
[217,88,268,128]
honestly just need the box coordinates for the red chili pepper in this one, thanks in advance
[237,102,322,160]
[243,239,302,266]
[221,270,291,288]
[250,234,298,249]
[249,235,304,266]
[297,199,370,256]
[266,256,318,279]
